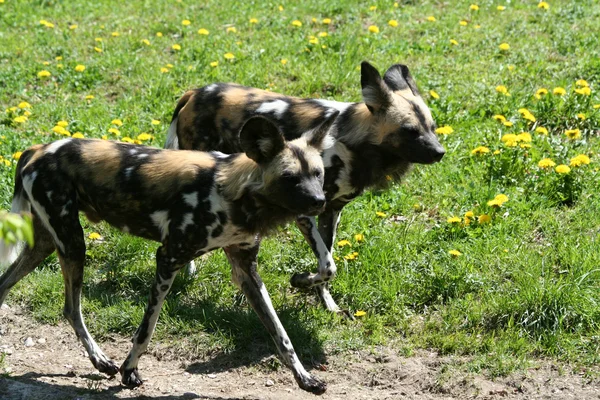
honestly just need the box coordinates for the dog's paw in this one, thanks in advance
[91,355,119,376]
[297,374,327,395]
[121,368,144,387]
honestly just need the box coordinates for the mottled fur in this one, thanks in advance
[166,61,445,315]
[0,114,338,395]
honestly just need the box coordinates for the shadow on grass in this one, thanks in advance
[0,373,247,400]
[82,256,327,375]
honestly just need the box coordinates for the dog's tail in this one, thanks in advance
[0,149,34,266]
[164,90,194,150]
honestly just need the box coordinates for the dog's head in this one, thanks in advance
[240,112,338,215]
[360,61,445,164]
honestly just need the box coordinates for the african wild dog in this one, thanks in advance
[0,114,338,395]
[165,61,445,316]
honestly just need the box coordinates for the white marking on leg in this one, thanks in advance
[45,138,72,154]
[124,167,134,180]
[183,192,198,208]
[255,99,289,118]
[178,213,194,232]
[150,210,170,241]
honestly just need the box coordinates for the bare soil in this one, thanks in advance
[1,304,599,400]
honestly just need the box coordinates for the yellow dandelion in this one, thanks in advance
[594,104,600,109]
[450,39,459,46]
[121,137,134,143]
[576,79,588,87]
[435,125,454,135]
[535,127,549,135]
[354,310,367,317]
[72,132,84,139]
[156,32,163,37]
[13,116,27,124]
[478,214,491,223]
[449,249,462,257]
[182,19,191,26]
[137,133,152,141]
[249,18,258,24]
[575,87,591,96]
[570,154,591,167]
[101,135,108,140]
[564,129,581,140]
[465,211,475,218]
[151,119,160,125]
[291,20,303,27]
[210,61,218,67]
[459,20,468,26]
[499,43,510,51]
[553,87,566,96]
[69,24,78,30]
[23,111,31,116]
[278,5,284,11]
[577,113,586,120]
[368,25,380,33]
[280,58,288,65]
[226,26,237,33]
[172,44,181,51]
[318,31,328,37]
[538,158,556,168]
[337,239,351,247]
[354,234,364,242]
[502,121,514,127]
[536,88,549,97]
[430,90,440,99]
[322,18,331,24]
[74,64,86,72]
[376,211,386,217]
[495,85,510,96]
[57,120,68,127]
[493,114,506,122]
[555,164,570,174]
[94,47,103,53]
[538,2,549,10]
[197,28,209,35]
[141,39,150,46]
[447,216,461,224]
[37,70,51,78]
[166,63,174,68]
[388,20,398,27]
[223,52,235,60]
[470,4,479,11]
[309,37,319,45]
[497,6,506,11]
[88,232,102,240]
[471,146,490,155]
[18,101,31,109]
[111,32,120,37]
[160,67,169,73]
[111,119,123,126]
[108,127,120,136]
[12,151,23,160]
[426,16,436,22]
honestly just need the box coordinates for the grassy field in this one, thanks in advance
[1,0,599,379]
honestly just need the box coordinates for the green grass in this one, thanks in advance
[1,0,600,378]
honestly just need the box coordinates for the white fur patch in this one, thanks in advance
[124,167,134,180]
[183,192,198,208]
[150,210,170,241]
[129,148,138,155]
[178,213,194,232]
[164,118,179,150]
[315,99,351,114]
[255,99,289,118]
[45,138,72,154]
[204,84,218,93]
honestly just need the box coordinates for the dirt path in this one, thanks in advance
[1,304,599,400]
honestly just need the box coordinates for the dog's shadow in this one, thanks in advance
[0,372,249,400]
[84,253,327,375]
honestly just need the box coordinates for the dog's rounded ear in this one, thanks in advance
[240,116,285,164]
[361,61,392,114]
[306,110,339,150]
[383,64,420,96]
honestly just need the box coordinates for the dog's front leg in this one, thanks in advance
[292,209,351,317]
[225,243,327,395]
[120,246,186,386]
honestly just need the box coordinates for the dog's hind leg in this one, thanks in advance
[54,208,119,376]
[226,243,327,395]
[120,246,185,386]
[0,213,55,305]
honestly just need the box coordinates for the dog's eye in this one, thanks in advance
[402,127,420,137]
[314,170,322,179]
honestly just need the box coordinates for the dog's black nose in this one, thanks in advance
[311,195,326,210]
